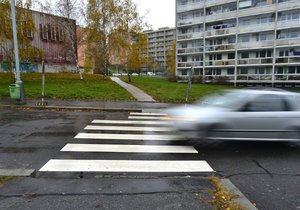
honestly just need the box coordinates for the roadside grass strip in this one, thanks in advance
[61,144,198,153]
[74,133,183,141]
[39,160,214,173]
[84,125,175,132]
[91,120,171,125]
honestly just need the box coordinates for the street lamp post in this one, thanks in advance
[10,0,26,105]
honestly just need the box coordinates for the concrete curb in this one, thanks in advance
[220,179,257,210]
[0,169,36,177]
[0,105,142,112]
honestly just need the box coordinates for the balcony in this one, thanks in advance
[239,23,275,34]
[275,56,300,64]
[237,74,272,81]
[206,43,235,52]
[238,4,276,18]
[206,11,236,23]
[275,74,300,81]
[277,0,300,12]
[177,32,204,41]
[276,38,300,47]
[238,40,274,50]
[177,16,205,27]
[238,58,273,65]
[177,2,204,13]
[177,47,203,55]
[205,59,235,66]
[177,61,203,68]
[277,19,300,30]
[206,27,236,37]
[206,0,237,7]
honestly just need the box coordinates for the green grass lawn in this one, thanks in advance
[0,72,236,102]
[122,76,236,103]
[0,73,134,101]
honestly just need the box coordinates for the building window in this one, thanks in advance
[276,67,284,74]
[228,53,235,59]
[241,52,249,58]
[239,35,250,42]
[288,66,296,74]
[181,69,187,75]
[240,68,248,74]
[227,68,234,75]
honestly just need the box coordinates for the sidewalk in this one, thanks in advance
[111,77,155,102]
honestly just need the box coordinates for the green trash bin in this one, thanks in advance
[9,84,21,100]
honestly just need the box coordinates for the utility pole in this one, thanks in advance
[10,0,26,105]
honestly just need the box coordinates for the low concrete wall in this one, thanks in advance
[0,62,77,73]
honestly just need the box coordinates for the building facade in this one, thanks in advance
[176,0,300,87]
[144,27,175,73]
[0,7,77,73]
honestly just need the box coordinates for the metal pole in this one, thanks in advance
[10,0,26,104]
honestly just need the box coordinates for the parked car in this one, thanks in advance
[165,89,300,142]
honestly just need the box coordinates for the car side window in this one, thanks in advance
[242,94,288,112]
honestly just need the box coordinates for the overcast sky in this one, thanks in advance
[133,0,175,30]
[36,0,175,30]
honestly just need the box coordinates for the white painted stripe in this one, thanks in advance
[130,112,168,116]
[61,144,198,154]
[128,116,163,120]
[39,160,214,172]
[74,133,182,141]
[84,125,174,132]
[92,120,171,125]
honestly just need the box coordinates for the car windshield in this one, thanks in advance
[197,91,250,108]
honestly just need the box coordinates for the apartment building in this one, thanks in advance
[176,0,300,87]
[144,27,175,72]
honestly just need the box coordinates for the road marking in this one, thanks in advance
[39,160,214,172]
[92,120,171,125]
[130,112,168,116]
[128,116,163,120]
[75,133,182,141]
[84,125,174,132]
[61,144,198,153]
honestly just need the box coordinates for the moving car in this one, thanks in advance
[165,89,300,142]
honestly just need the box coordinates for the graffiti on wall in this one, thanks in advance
[0,62,38,72]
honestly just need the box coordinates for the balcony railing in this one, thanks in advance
[177,2,204,13]
[237,74,272,81]
[177,32,204,41]
[177,16,205,26]
[238,40,274,49]
[239,23,275,34]
[238,58,273,65]
[276,38,300,47]
[277,0,300,11]
[206,11,236,23]
[206,43,235,52]
[206,0,236,7]
[177,61,203,68]
[177,47,203,54]
[205,59,235,66]
[238,4,276,18]
[275,56,300,64]
[277,19,300,30]
[206,27,236,37]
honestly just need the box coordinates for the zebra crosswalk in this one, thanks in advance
[39,112,214,174]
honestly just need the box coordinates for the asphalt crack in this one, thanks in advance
[253,160,274,178]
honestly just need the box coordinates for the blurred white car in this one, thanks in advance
[165,89,300,142]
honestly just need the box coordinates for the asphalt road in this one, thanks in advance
[0,109,300,209]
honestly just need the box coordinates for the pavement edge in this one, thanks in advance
[220,179,258,210]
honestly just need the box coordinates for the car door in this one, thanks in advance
[228,93,291,140]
